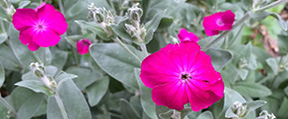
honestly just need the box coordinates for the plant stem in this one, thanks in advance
[43,48,46,66]
[270,56,283,87]
[140,43,148,57]
[203,12,250,51]
[114,37,142,63]
[254,0,288,12]
[72,47,79,66]
[54,93,68,119]
[32,51,43,64]
[0,96,16,117]
[58,0,64,14]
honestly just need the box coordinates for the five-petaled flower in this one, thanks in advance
[12,2,68,51]
[203,10,235,36]
[177,28,199,42]
[77,39,91,55]
[140,40,224,111]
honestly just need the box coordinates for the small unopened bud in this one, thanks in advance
[30,62,45,78]
[232,101,248,118]
[256,110,276,119]
[127,3,143,22]
[140,24,146,40]
[125,24,137,37]
[238,58,247,68]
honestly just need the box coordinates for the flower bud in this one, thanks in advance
[232,101,248,118]
[256,110,276,119]
[30,62,45,78]
[238,58,247,69]
[127,3,143,22]
[125,23,137,37]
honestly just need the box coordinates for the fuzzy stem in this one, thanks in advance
[32,52,43,64]
[58,0,64,14]
[254,0,288,12]
[114,37,142,63]
[140,43,148,57]
[54,93,68,119]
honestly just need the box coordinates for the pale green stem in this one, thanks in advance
[72,48,79,66]
[58,0,64,14]
[254,0,288,12]
[203,12,250,51]
[43,48,46,66]
[54,93,68,119]
[114,37,142,63]
[32,52,43,64]
[140,43,148,57]
[0,21,6,32]
[0,96,16,117]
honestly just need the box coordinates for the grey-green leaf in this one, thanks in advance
[120,99,141,119]
[16,93,45,119]
[134,68,158,119]
[90,43,144,89]
[15,80,53,96]
[86,77,109,106]
[266,58,278,75]
[196,111,214,119]
[0,64,4,87]
[144,10,166,44]
[206,48,233,71]
[234,82,272,97]
[47,79,92,119]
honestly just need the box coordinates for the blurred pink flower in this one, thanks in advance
[77,39,91,55]
[12,2,68,51]
[140,41,224,111]
[177,28,199,42]
[203,10,235,36]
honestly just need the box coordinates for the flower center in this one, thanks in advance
[181,73,192,80]
[217,19,224,26]
[37,24,44,29]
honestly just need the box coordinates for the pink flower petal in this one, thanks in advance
[186,81,223,111]
[151,81,189,110]
[27,41,40,51]
[203,10,235,36]
[34,30,61,47]
[47,11,68,35]
[177,29,199,42]
[35,2,46,12]
[77,39,91,55]
[19,27,34,45]
[12,9,37,31]
[37,4,57,22]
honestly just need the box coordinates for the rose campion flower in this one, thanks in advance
[203,10,235,36]
[77,39,91,55]
[140,41,224,111]
[177,28,199,42]
[12,2,68,51]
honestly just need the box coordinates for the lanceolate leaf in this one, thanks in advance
[90,43,145,89]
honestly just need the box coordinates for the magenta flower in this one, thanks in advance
[203,10,235,36]
[140,41,224,111]
[12,2,68,51]
[177,28,199,42]
[77,39,91,55]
